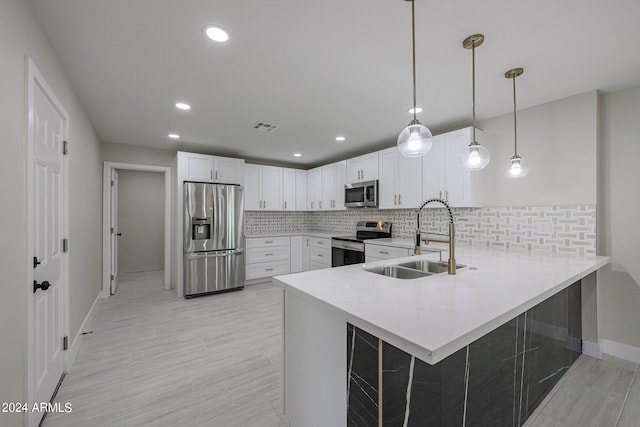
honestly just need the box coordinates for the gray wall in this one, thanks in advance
[598,85,640,349]
[0,1,102,424]
[117,170,165,273]
[476,91,598,206]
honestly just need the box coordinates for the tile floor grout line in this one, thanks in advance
[614,360,639,427]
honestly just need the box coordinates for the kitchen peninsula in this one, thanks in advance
[275,247,609,426]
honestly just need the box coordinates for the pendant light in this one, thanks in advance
[460,34,490,170]
[504,67,529,178]
[397,0,432,158]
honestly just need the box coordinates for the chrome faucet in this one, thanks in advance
[414,198,456,275]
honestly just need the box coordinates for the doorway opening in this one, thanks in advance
[102,162,171,297]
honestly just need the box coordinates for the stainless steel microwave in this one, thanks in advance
[344,180,378,208]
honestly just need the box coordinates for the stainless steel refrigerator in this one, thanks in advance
[183,182,245,297]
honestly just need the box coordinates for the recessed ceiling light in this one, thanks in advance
[175,102,191,111]
[204,25,229,43]
[293,153,302,157]
[335,136,346,142]
[168,133,180,139]
[408,107,423,114]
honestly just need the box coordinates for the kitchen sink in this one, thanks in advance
[364,260,466,279]
[397,260,466,274]
[364,265,432,279]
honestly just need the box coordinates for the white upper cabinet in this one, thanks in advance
[295,169,307,211]
[178,152,244,185]
[283,168,296,211]
[307,167,323,210]
[321,161,346,210]
[346,152,379,183]
[378,147,423,209]
[244,164,283,210]
[422,127,479,207]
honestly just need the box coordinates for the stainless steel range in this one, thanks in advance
[331,221,392,267]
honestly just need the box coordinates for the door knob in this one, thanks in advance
[117,233,122,236]
[33,280,51,293]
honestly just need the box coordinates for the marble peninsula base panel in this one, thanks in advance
[346,281,582,427]
[246,205,596,255]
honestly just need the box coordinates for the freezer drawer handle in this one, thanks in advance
[186,249,245,259]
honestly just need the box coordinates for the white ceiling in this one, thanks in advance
[31,0,640,167]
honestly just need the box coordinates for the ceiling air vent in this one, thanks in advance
[251,121,279,132]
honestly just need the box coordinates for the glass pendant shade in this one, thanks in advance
[460,142,490,170]
[504,156,529,179]
[397,121,433,157]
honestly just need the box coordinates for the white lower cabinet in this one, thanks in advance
[308,237,331,269]
[290,236,303,273]
[246,236,291,280]
[365,243,411,263]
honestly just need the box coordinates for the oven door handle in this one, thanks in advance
[331,240,365,252]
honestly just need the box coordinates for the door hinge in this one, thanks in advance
[62,238,68,253]
[63,140,69,155]
[63,336,68,351]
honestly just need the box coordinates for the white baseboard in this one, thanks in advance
[582,340,602,359]
[65,292,101,371]
[601,339,640,364]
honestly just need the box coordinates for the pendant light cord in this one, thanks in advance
[471,40,477,143]
[512,76,518,156]
[411,0,417,122]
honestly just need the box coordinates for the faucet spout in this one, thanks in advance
[414,198,456,274]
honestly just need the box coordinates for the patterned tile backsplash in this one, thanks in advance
[246,205,596,255]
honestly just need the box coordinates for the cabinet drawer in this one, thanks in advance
[309,259,330,271]
[246,259,290,280]
[308,237,330,248]
[365,245,410,260]
[246,236,290,249]
[246,246,290,264]
[309,245,331,263]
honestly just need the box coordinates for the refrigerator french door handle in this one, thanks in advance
[185,249,245,260]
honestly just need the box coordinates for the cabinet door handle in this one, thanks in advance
[284,201,287,209]
[398,194,402,205]
[266,268,274,272]
[265,253,274,256]
[445,190,448,202]
[317,254,324,258]
[265,241,273,244]
[379,251,389,255]
[210,170,213,180]
[439,191,442,199]
[394,194,397,205]
[320,201,322,209]
[311,201,314,209]
[215,170,218,180]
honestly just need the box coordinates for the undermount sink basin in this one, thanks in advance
[364,265,432,279]
[363,260,466,279]
[397,260,466,274]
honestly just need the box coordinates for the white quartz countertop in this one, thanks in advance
[245,231,339,239]
[274,247,610,365]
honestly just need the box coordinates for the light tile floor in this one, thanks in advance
[44,270,287,427]
[44,270,639,427]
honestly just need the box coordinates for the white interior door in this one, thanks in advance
[30,71,66,427]
[110,169,119,294]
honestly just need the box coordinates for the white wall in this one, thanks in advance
[0,1,102,425]
[477,91,598,206]
[117,170,165,273]
[598,85,640,350]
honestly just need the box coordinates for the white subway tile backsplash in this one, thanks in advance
[246,205,596,253]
